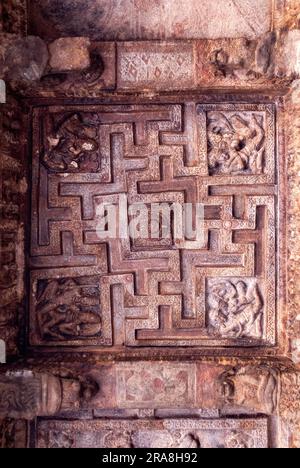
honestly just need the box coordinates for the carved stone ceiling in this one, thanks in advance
[28,0,272,41]
[1,0,300,451]
[28,99,281,354]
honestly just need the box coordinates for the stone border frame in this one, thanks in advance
[23,92,288,360]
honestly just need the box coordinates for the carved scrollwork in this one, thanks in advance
[207,278,264,340]
[37,418,269,448]
[207,111,265,175]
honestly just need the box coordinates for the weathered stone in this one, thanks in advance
[0,419,28,449]
[0,0,27,35]
[274,0,300,31]
[49,37,91,72]
[29,101,278,349]
[220,367,278,415]
[3,36,48,82]
[115,363,197,409]
[44,363,279,415]
[0,372,62,420]
[276,30,300,77]
[0,99,27,357]
[117,41,196,91]
[1,0,300,451]
[279,372,300,448]
[255,32,276,75]
[196,38,257,86]
[92,42,115,90]
[28,0,272,41]
[285,80,300,365]
[8,42,115,97]
[3,35,297,96]
[37,418,269,448]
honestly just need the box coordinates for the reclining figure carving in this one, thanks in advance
[36,278,102,342]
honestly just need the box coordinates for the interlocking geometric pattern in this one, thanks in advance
[29,102,277,348]
[118,43,195,90]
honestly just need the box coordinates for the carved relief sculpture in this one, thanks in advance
[0,372,62,420]
[0,99,26,356]
[37,418,269,449]
[220,366,278,414]
[42,113,101,173]
[207,111,266,175]
[1,0,299,448]
[29,102,276,349]
[34,277,102,345]
[34,277,110,346]
[207,278,264,340]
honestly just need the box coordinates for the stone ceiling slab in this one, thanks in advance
[28,0,273,41]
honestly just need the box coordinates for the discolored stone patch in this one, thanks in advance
[2,36,48,82]
[28,0,273,41]
[49,37,91,72]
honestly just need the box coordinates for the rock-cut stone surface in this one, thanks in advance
[28,0,272,41]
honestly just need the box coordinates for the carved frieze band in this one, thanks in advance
[37,418,269,449]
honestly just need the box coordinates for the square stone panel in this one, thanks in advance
[29,273,112,347]
[29,100,279,349]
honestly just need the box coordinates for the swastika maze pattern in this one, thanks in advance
[29,102,276,349]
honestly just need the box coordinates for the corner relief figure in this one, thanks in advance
[36,278,102,343]
[207,279,264,340]
[220,366,278,414]
[207,112,265,175]
[42,113,101,173]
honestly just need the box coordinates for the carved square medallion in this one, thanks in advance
[29,100,279,350]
